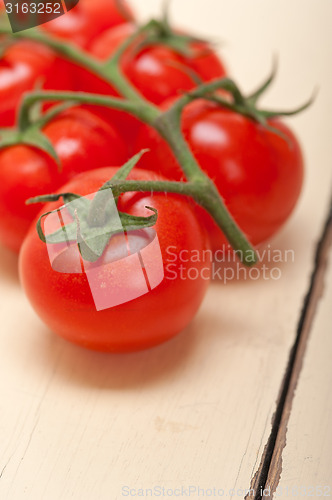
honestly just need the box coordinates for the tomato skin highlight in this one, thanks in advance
[135,99,304,252]
[0,41,72,127]
[80,23,227,144]
[19,167,211,352]
[0,108,128,252]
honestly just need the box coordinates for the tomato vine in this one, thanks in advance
[0,20,313,265]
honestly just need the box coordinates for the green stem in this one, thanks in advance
[104,22,147,67]
[247,57,278,105]
[102,23,156,103]
[198,183,256,264]
[172,77,246,110]
[33,102,75,129]
[100,178,258,266]
[0,28,102,73]
[154,111,206,181]
[88,179,194,227]
[18,94,257,264]
[102,179,196,197]
[0,28,153,105]
[18,91,161,131]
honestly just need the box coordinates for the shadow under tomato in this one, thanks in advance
[33,320,201,390]
[0,245,19,282]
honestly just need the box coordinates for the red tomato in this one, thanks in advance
[0,40,72,127]
[79,23,226,144]
[86,23,226,104]
[135,99,304,252]
[0,107,128,252]
[19,167,210,352]
[41,0,134,49]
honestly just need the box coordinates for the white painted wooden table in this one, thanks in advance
[0,1,331,499]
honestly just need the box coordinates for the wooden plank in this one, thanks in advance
[0,1,332,499]
[262,224,332,498]
[247,214,332,499]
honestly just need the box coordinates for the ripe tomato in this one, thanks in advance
[0,107,128,252]
[86,23,226,104]
[79,22,226,144]
[135,99,304,252]
[41,0,134,49]
[19,167,210,352]
[0,40,72,127]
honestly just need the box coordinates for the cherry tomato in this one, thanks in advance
[41,0,134,49]
[0,1,133,126]
[19,167,210,352]
[79,23,226,144]
[0,40,72,127]
[86,22,226,104]
[0,107,128,252]
[135,99,304,252]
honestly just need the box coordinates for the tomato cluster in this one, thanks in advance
[0,1,305,352]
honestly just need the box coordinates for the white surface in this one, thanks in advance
[0,1,332,499]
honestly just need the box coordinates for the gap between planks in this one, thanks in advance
[245,198,332,500]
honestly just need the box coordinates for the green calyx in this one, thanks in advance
[27,151,158,263]
[184,62,315,140]
[136,15,209,58]
[0,125,60,164]
[0,101,76,165]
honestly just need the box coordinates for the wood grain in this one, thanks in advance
[0,1,332,499]
[264,223,332,498]
[247,212,332,499]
